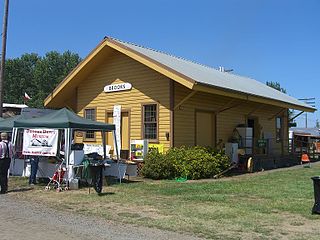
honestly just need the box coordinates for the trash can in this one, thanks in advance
[311,176,320,214]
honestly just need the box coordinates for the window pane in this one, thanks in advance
[144,105,157,122]
[143,104,157,140]
[144,123,157,139]
[84,109,95,139]
[85,109,95,121]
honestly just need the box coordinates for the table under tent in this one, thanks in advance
[12,108,120,192]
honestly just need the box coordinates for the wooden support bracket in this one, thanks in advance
[174,90,198,110]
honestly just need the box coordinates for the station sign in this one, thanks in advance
[104,83,132,93]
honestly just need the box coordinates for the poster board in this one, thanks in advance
[130,139,148,161]
[22,129,58,156]
[148,143,164,153]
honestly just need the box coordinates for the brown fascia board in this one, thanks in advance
[44,38,109,106]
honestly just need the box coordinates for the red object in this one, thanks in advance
[23,92,31,101]
[301,153,310,163]
[52,168,65,183]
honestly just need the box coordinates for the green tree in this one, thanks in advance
[266,81,293,120]
[4,51,81,108]
[266,81,287,93]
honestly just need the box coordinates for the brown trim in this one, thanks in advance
[170,79,174,147]
[45,36,315,113]
[173,90,198,111]
[83,107,97,142]
[194,109,216,147]
[195,83,315,113]
[214,114,218,146]
[107,38,196,86]
[141,102,159,143]
[268,108,287,120]
[75,87,78,112]
[44,38,108,105]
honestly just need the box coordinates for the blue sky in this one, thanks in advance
[1,0,319,127]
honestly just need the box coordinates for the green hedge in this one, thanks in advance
[141,146,230,180]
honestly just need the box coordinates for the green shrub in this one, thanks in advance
[141,146,230,180]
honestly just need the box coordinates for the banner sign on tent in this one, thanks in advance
[22,129,59,156]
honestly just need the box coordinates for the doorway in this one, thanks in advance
[195,111,215,147]
[247,117,260,154]
[106,111,130,157]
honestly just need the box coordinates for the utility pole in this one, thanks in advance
[0,0,9,117]
[298,98,316,128]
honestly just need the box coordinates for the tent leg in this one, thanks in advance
[102,130,106,160]
[113,129,121,183]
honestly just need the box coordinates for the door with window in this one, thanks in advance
[248,117,260,154]
[106,111,130,157]
[195,111,215,147]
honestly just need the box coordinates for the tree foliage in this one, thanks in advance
[266,81,287,94]
[4,51,81,108]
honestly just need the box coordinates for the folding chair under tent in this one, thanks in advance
[12,108,119,184]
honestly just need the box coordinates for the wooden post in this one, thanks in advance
[0,0,10,117]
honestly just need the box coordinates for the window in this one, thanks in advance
[276,117,282,142]
[84,108,95,140]
[142,104,158,141]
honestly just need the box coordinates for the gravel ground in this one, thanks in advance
[0,194,203,240]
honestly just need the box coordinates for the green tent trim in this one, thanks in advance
[13,108,115,131]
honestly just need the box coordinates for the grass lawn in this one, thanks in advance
[8,163,320,240]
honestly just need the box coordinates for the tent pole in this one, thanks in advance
[11,127,17,176]
[113,129,121,183]
[102,130,106,160]
[113,129,119,160]
[12,127,17,146]
[64,128,72,187]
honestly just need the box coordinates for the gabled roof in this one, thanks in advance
[45,37,316,112]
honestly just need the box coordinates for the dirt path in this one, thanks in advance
[0,194,203,240]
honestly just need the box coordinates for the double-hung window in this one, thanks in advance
[142,104,158,141]
[84,108,95,140]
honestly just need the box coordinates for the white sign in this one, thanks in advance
[22,129,59,156]
[104,83,132,93]
[83,144,112,157]
[113,105,121,157]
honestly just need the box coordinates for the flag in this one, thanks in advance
[24,92,31,101]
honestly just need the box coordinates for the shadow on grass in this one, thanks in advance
[98,192,115,196]
[105,176,143,186]
[8,187,33,193]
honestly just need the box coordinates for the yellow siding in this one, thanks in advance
[76,49,171,150]
[174,83,288,155]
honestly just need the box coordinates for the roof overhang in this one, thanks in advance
[44,37,316,113]
[193,83,315,112]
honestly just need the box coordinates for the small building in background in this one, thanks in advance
[289,127,320,159]
[2,103,28,118]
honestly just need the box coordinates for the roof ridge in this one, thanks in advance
[106,36,266,82]
[106,36,232,72]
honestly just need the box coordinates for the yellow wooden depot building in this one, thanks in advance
[45,37,315,165]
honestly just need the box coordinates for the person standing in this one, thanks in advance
[0,132,13,194]
[29,156,39,185]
